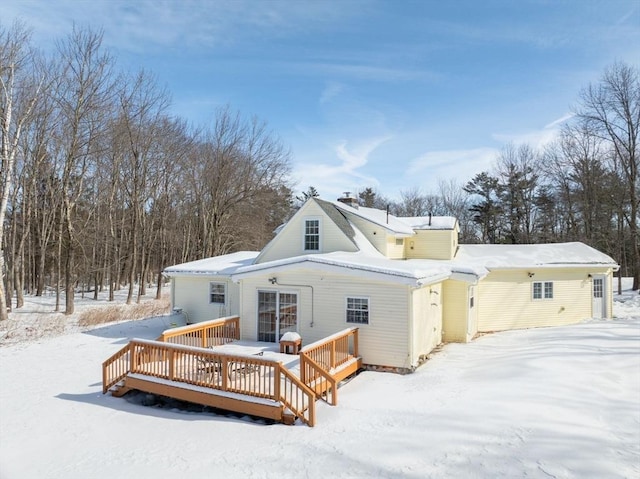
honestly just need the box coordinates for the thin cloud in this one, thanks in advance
[5,0,360,54]
[319,82,345,105]
[493,113,570,149]
[293,135,392,197]
[292,61,436,83]
[407,148,497,178]
[544,113,573,129]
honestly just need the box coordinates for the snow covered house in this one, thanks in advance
[164,196,618,372]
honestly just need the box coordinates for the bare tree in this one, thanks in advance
[576,62,639,290]
[438,179,474,242]
[113,70,170,304]
[0,22,42,320]
[52,27,115,314]
[187,107,292,258]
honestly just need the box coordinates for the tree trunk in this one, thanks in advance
[65,246,75,315]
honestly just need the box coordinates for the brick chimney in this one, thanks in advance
[337,192,359,209]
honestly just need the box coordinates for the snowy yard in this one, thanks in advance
[0,283,638,478]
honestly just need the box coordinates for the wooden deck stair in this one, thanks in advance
[102,317,363,427]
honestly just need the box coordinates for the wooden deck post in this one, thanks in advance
[331,342,336,369]
[274,363,281,400]
[353,328,359,357]
[129,342,137,371]
[221,356,228,391]
[168,349,176,381]
[299,356,307,384]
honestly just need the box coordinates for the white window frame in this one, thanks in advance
[346,296,369,324]
[303,217,321,252]
[593,278,604,298]
[209,282,226,305]
[532,281,553,300]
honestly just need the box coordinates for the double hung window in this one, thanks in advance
[209,282,226,304]
[304,219,320,251]
[346,297,369,324]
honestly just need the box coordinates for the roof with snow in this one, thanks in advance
[232,251,483,286]
[398,216,458,230]
[454,242,618,270]
[163,251,259,276]
[314,198,357,245]
[331,200,416,236]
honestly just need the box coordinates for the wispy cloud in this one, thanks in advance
[290,61,437,83]
[493,113,571,149]
[4,0,360,54]
[319,82,345,105]
[293,135,392,197]
[407,147,497,183]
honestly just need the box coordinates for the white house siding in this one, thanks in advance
[238,269,413,369]
[477,268,612,332]
[405,230,456,260]
[256,201,357,264]
[171,276,239,324]
[410,283,443,366]
[442,280,471,342]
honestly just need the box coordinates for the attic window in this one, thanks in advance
[304,219,320,251]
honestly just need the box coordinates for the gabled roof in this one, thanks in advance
[163,251,259,276]
[313,198,356,245]
[331,200,416,236]
[454,242,619,270]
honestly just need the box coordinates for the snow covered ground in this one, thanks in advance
[0,281,638,478]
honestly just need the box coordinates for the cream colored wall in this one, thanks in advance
[442,280,470,342]
[405,229,457,260]
[607,273,614,319]
[410,283,443,364]
[468,284,478,338]
[257,201,358,264]
[386,236,406,259]
[477,268,613,332]
[344,215,389,255]
[238,269,413,369]
[171,276,239,323]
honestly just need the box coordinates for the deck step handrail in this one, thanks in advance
[278,366,316,427]
[102,339,315,426]
[157,316,240,347]
[299,327,361,405]
[300,354,338,405]
[102,343,133,393]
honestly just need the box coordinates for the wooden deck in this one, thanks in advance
[102,317,362,426]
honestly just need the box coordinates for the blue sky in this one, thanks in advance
[4,0,639,200]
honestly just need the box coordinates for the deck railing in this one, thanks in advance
[102,343,132,393]
[299,327,360,405]
[102,339,316,426]
[158,316,240,348]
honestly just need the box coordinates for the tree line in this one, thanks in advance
[0,23,293,319]
[1,22,637,322]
